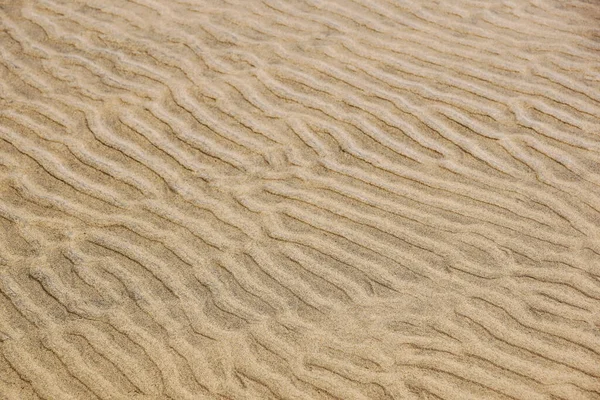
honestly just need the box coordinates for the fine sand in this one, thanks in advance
[1,0,600,399]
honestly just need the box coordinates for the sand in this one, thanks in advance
[1,0,600,399]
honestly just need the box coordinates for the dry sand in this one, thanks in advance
[1,0,600,398]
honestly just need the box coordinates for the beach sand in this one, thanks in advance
[1,0,600,398]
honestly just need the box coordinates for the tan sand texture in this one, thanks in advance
[1,0,600,398]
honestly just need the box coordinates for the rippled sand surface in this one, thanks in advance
[1,0,600,399]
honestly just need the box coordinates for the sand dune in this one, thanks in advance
[1,0,600,398]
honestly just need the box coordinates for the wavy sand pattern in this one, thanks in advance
[1,0,600,399]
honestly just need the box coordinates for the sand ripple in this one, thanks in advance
[1,0,600,398]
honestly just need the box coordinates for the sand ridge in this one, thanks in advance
[1,0,600,399]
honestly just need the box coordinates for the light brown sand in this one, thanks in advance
[1,0,600,399]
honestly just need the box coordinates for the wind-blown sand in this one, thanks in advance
[1,0,600,399]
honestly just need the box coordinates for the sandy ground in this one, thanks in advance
[1,0,600,399]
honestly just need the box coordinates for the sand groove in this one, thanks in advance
[1,0,600,399]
